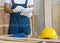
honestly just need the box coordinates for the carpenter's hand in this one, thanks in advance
[13,6,24,13]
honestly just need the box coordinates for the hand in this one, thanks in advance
[20,8,33,18]
[13,6,24,13]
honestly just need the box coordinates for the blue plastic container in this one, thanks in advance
[12,33,25,37]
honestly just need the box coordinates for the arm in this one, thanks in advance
[28,5,34,13]
[22,0,34,13]
[28,5,33,8]
[4,3,13,13]
[4,3,24,13]
[21,5,34,18]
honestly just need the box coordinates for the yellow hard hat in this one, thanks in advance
[38,27,58,39]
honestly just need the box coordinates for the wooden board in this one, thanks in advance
[31,15,38,38]
[52,5,60,35]
[0,36,60,43]
[0,6,10,35]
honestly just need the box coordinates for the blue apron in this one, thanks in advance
[8,0,31,35]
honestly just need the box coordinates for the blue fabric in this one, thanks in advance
[8,0,31,36]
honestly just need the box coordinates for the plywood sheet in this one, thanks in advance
[52,5,60,34]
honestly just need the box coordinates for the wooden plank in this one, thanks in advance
[0,6,4,35]
[3,13,10,24]
[0,6,10,35]
[0,28,3,35]
[52,5,60,35]
[3,13,10,35]
[0,40,22,43]
[0,40,37,43]
[0,11,4,25]
[0,36,40,42]
[44,0,52,27]
[3,27,8,35]
[32,15,38,38]
[0,36,60,43]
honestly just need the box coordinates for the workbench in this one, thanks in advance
[0,35,60,43]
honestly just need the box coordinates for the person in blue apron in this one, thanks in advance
[4,0,34,37]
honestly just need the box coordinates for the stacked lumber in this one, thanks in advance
[0,6,10,35]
